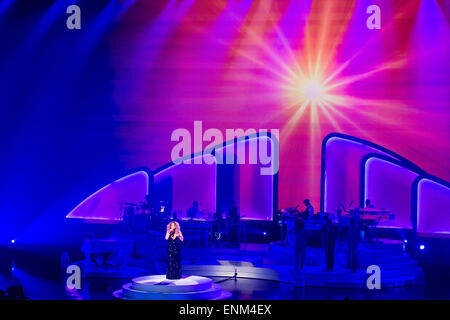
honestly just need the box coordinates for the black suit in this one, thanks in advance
[322,220,337,271]
[294,219,307,269]
[228,206,239,246]
[347,217,360,272]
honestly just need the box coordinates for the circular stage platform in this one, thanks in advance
[113,275,232,300]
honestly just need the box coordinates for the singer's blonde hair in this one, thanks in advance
[167,221,181,234]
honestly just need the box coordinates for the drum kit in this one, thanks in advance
[122,200,170,232]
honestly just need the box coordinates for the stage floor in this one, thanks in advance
[119,238,424,289]
[0,240,447,300]
[1,267,448,300]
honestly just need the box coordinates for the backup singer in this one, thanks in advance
[165,221,184,279]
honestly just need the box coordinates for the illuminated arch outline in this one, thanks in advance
[320,132,422,213]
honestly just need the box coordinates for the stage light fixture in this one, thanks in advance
[10,239,15,244]
[419,244,425,250]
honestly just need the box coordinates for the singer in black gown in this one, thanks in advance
[166,221,184,280]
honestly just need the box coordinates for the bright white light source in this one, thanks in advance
[302,78,325,103]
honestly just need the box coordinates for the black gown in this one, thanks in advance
[166,236,182,279]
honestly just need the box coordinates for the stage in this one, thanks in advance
[180,240,423,289]
[113,275,231,300]
[1,0,449,306]
[74,235,423,296]
[0,238,430,300]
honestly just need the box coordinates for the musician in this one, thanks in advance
[212,211,224,244]
[187,201,200,219]
[347,215,360,272]
[227,202,240,247]
[213,210,223,221]
[228,202,239,222]
[294,218,307,270]
[165,221,184,280]
[336,205,346,243]
[301,198,314,219]
[363,199,379,242]
[123,206,135,232]
[143,195,152,209]
[322,217,338,271]
[365,199,374,209]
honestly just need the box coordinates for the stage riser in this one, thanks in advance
[113,275,231,300]
[113,289,232,300]
[120,283,224,300]
[131,275,213,293]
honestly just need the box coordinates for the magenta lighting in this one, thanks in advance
[65,170,150,221]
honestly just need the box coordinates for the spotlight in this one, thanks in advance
[419,244,425,250]
[404,239,408,244]
[302,78,325,103]
[262,232,267,236]
[11,239,15,244]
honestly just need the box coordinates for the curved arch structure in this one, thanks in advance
[153,153,218,219]
[213,133,278,220]
[66,132,278,222]
[321,133,450,236]
[153,132,278,221]
[320,133,418,214]
[66,169,151,222]
[361,154,424,229]
[414,176,450,237]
